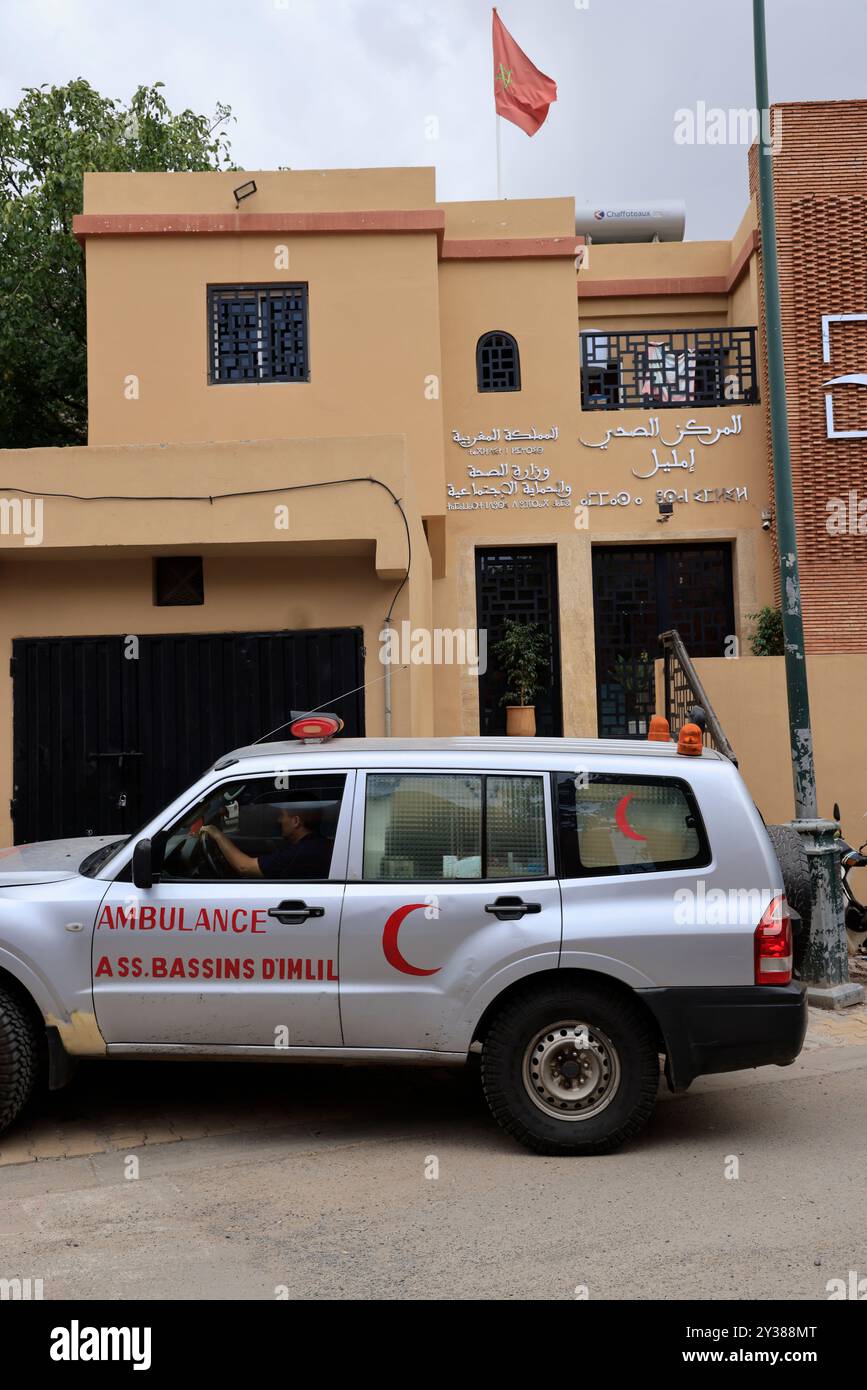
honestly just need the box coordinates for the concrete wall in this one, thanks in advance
[84,230,446,521]
[83,168,438,216]
[658,654,867,847]
[81,170,446,521]
[0,432,435,842]
[4,166,793,829]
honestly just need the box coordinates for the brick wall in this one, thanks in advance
[749,100,867,652]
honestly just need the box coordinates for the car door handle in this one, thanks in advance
[267,900,326,925]
[484,896,542,921]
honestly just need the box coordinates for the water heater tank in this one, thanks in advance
[575,201,686,243]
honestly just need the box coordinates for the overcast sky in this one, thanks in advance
[1,0,864,239]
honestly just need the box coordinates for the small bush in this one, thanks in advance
[747,606,784,656]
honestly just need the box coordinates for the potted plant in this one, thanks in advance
[492,619,549,736]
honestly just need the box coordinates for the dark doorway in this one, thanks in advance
[476,546,563,736]
[592,544,734,738]
[11,628,364,844]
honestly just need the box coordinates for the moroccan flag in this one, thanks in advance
[492,8,557,136]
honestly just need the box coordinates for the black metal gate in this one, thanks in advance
[592,544,734,739]
[475,547,563,736]
[11,628,364,843]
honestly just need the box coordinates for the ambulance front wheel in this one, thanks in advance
[0,984,40,1138]
[480,979,659,1155]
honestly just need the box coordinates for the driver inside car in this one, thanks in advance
[199,804,332,880]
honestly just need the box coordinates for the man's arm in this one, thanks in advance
[200,824,263,877]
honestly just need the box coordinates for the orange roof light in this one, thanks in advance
[647,715,671,742]
[677,722,703,757]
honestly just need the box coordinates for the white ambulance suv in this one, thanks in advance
[0,728,805,1155]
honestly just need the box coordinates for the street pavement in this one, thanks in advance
[1,1004,866,1300]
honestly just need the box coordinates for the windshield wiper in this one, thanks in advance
[79,839,127,877]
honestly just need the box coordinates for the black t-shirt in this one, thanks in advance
[258,832,332,881]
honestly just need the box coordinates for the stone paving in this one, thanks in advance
[804,956,867,1049]
[802,1002,867,1049]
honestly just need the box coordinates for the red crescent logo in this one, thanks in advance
[614,792,647,842]
[382,903,441,977]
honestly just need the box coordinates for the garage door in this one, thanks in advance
[11,628,364,844]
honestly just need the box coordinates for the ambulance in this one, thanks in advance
[0,718,806,1155]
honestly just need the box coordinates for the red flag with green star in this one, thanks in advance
[492,8,557,136]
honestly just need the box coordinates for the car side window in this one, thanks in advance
[362,773,548,881]
[555,772,709,877]
[485,776,547,878]
[160,774,347,881]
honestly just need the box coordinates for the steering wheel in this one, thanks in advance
[199,828,232,878]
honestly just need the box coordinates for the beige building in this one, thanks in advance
[1,100,866,846]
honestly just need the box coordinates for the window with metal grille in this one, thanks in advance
[476,330,521,392]
[208,284,309,384]
[579,328,758,410]
[582,335,623,407]
[154,556,204,607]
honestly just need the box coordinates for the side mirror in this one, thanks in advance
[833,802,841,823]
[132,839,152,890]
[132,831,167,889]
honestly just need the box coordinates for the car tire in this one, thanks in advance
[0,986,39,1137]
[481,980,659,1156]
[766,824,811,973]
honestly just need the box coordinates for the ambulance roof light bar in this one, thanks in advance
[288,711,344,744]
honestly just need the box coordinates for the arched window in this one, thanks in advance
[476,330,521,393]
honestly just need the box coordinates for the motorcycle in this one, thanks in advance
[833,802,867,955]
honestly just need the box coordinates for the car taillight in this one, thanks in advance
[754,894,792,985]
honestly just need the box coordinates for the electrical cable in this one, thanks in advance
[2,473,414,741]
[0,474,412,622]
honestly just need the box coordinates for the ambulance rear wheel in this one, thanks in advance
[0,985,39,1137]
[481,980,659,1155]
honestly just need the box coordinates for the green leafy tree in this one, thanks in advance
[0,80,235,448]
[492,619,550,707]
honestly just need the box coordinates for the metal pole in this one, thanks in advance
[752,0,813,818]
[496,114,503,199]
[751,0,860,1006]
[383,618,392,738]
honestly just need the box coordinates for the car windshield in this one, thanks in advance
[76,778,240,878]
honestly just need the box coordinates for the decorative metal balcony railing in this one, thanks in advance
[580,327,759,411]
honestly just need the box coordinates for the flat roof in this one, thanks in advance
[215,736,720,766]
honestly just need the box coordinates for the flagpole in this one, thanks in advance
[496,113,503,199]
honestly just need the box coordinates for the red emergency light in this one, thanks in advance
[289,712,344,743]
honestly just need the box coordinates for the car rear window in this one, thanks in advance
[554,772,710,878]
